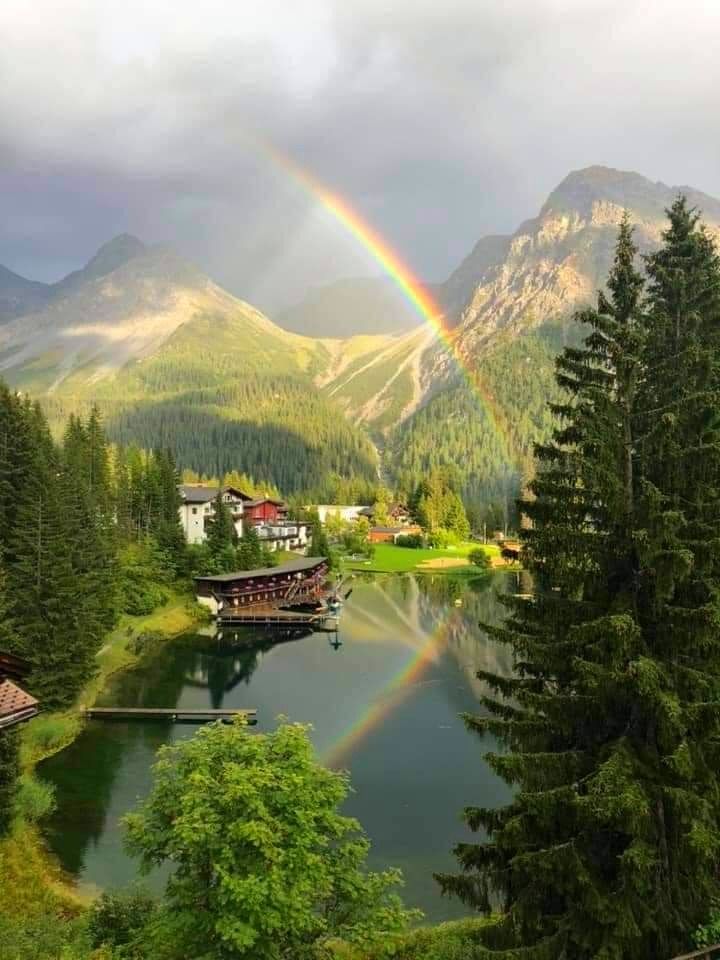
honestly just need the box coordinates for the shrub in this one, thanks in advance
[87,888,157,954]
[126,631,163,656]
[15,775,56,823]
[396,534,424,548]
[468,547,491,570]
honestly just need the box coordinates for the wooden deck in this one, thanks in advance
[85,707,257,724]
[218,605,339,629]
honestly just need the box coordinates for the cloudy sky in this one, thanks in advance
[1,0,720,313]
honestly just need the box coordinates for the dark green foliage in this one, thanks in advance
[308,512,332,564]
[0,389,117,707]
[0,727,20,836]
[396,533,424,549]
[205,488,237,562]
[468,547,491,570]
[87,888,157,956]
[439,207,720,958]
[123,720,417,959]
[119,542,171,616]
[235,524,264,571]
[391,330,565,525]
[411,470,471,538]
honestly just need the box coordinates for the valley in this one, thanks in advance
[2,165,720,514]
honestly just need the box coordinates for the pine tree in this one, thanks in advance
[236,524,263,571]
[436,214,720,958]
[206,486,237,564]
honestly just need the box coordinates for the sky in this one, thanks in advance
[2,0,720,313]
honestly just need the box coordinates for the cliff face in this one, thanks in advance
[442,166,720,373]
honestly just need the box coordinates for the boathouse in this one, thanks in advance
[0,651,39,730]
[195,556,330,616]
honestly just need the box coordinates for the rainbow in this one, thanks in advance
[253,138,509,433]
[322,616,455,769]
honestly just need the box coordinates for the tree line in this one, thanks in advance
[438,201,720,957]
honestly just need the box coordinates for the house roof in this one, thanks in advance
[179,485,219,503]
[178,485,251,504]
[0,679,39,729]
[244,498,286,508]
[196,556,327,584]
[0,650,32,682]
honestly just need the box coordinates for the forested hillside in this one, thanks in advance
[4,167,720,516]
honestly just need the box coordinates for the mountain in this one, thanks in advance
[0,238,382,496]
[277,276,423,337]
[0,264,53,323]
[388,165,720,511]
[3,165,720,511]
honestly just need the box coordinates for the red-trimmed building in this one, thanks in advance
[178,487,307,552]
[195,556,329,616]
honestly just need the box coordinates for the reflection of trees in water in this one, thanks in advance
[370,573,516,705]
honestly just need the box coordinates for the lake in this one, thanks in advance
[40,571,516,922]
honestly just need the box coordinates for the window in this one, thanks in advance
[192,507,197,515]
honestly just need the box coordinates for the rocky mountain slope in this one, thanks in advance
[3,165,720,505]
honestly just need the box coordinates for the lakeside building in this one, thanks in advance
[178,485,308,552]
[0,651,39,731]
[195,556,329,616]
[360,503,412,525]
[310,504,371,524]
[368,524,423,544]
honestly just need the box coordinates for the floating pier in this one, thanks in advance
[85,707,257,724]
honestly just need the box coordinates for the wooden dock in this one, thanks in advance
[85,707,257,724]
[218,606,338,629]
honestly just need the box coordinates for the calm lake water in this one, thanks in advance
[40,572,515,922]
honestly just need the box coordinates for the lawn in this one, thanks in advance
[341,542,498,574]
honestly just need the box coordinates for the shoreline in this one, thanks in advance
[4,586,207,911]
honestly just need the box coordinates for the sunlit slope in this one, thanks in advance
[0,242,379,493]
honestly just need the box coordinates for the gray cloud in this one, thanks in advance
[1,0,720,313]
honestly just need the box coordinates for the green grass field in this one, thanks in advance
[341,541,498,574]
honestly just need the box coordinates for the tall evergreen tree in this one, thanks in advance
[437,212,720,958]
[236,524,263,571]
[206,486,237,563]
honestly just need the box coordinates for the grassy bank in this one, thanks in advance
[341,542,499,574]
[0,585,208,958]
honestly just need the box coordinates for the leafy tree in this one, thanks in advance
[124,720,418,960]
[468,547,491,570]
[438,211,720,958]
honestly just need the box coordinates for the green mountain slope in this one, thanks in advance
[0,241,380,496]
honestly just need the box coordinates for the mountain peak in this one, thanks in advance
[540,165,662,219]
[83,234,146,277]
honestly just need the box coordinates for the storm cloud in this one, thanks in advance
[1,0,720,313]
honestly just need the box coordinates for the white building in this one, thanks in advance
[178,485,249,544]
[311,504,371,524]
[178,485,308,551]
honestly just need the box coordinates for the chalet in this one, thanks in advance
[360,503,412,525]
[195,556,329,615]
[177,487,308,552]
[368,524,423,544]
[178,485,250,544]
[0,651,39,731]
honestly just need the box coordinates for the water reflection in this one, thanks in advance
[40,572,514,920]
